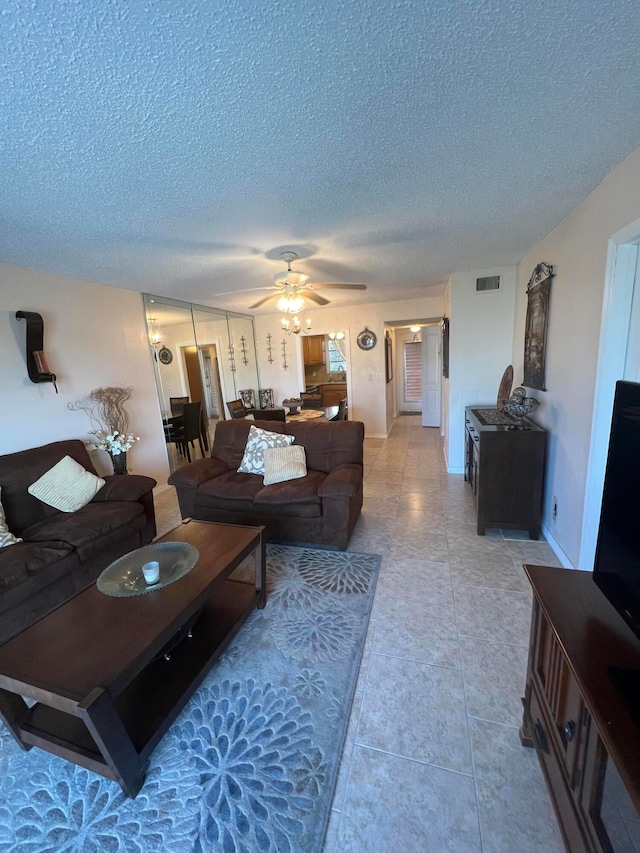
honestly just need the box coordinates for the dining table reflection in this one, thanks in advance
[285,406,339,423]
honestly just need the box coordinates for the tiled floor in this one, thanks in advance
[153,415,565,853]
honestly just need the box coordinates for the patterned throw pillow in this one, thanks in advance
[28,455,105,512]
[0,487,22,548]
[237,426,295,476]
[263,445,307,486]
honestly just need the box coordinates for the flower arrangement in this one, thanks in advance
[68,387,140,472]
[88,430,139,456]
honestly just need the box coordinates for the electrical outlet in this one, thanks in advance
[552,497,558,521]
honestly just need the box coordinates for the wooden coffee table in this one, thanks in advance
[0,520,265,797]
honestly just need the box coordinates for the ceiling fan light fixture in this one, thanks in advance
[277,293,306,314]
[274,269,310,287]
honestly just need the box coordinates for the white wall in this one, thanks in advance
[445,266,517,472]
[254,293,444,438]
[1,264,170,485]
[512,146,640,568]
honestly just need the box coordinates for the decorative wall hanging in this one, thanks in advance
[441,317,450,379]
[385,332,393,383]
[266,333,274,364]
[15,310,58,392]
[158,346,173,365]
[228,342,236,373]
[523,263,553,391]
[239,335,249,365]
[356,327,377,350]
[496,365,514,412]
[281,339,289,370]
[259,388,275,409]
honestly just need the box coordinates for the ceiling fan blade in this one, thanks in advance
[310,283,367,290]
[249,293,278,309]
[213,286,275,297]
[304,291,331,306]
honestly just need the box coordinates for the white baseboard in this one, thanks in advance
[541,523,576,569]
[366,433,389,440]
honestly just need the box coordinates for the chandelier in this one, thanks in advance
[281,315,312,335]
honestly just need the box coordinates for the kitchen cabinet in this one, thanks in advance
[321,384,347,408]
[303,335,325,365]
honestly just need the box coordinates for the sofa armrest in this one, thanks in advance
[318,464,362,498]
[92,474,157,503]
[168,457,229,490]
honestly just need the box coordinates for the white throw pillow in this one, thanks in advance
[263,445,307,486]
[0,486,22,547]
[28,455,105,512]
[237,425,295,476]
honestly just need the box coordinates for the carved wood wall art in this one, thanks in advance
[15,310,58,392]
[523,263,553,391]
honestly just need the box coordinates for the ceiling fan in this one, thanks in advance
[248,252,367,310]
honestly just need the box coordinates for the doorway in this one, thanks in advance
[388,320,442,427]
[580,222,640,570]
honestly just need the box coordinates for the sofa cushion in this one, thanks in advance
[263,445,307,486]
[196,470,265,511]
[21,502,146,561]
[253,471,326,517]
[28,455,105,512]
[0,440,100,534]
[237,426,295,475]
[0,487,22,548]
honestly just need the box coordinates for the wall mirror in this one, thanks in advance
[143,295,259,473]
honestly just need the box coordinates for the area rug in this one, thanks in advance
[0,544,380,853]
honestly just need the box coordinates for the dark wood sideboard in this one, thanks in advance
[464,406,546,538]
[521,564,640,852]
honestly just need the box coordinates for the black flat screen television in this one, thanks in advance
[593,380,640,714]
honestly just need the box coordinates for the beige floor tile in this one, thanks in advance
[358,654,472,773]
[460,637,529,726]
[470,718,564,853]
[337,746,481,853]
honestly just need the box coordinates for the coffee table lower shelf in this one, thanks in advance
[5,579,258,796]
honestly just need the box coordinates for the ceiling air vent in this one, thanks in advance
[476,275,500,292]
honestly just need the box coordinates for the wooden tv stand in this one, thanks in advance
[521,564,640,851]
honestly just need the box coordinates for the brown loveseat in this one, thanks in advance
[0,439,156,644]
[168,419,364,549]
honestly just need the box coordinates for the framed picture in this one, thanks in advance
[258,388,274,409]
[385,333,393,383]
[523,263,553,391]
[441,317,449,379]
[238,388,256,409]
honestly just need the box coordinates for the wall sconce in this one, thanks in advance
[148,317,162,349]
[410,325,421,342]
[328,332,345,341]
[282,315,311,335]
[16,310,58,392]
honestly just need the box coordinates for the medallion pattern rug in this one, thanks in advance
[0,544,380,853]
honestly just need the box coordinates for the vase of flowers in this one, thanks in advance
[89,431,140,475]
[68,386,140,475]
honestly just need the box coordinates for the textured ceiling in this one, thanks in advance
[1,1,639,313]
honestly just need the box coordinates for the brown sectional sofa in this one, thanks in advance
[168,419,364,549]
[0,439,156,644]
